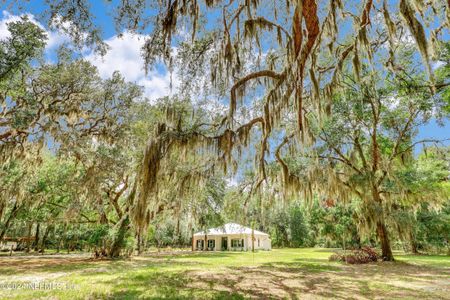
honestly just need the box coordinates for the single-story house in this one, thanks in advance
[193,223,271,251]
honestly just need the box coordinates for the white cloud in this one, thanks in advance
[431,60,445,70]
[0,10,69,50]
[85,31,178,101]
[226,177,238,188]
[1,11,177,101]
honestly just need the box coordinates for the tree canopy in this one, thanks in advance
[0,0,449,260]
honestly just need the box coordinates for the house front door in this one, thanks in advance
[221,237,228,250]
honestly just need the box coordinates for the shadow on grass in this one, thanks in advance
[99,259,444,300]
[0,255,97,275]
[103,269,245,300]
[142,251,242,259]
[261,259,342,273]
[1,252,449,299]
[0,252,238,276]
[189,257,449,299]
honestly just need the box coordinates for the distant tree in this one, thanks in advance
[0,17,46,81]
[289,203,309,247]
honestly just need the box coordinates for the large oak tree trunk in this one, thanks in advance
[371,185,394,261]
[376,221,394,261]
[109,215,130,258]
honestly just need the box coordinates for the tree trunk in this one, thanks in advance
[142,235,146,253]
[135,229,142,255]
[376,221,394,261]
[33,223,40,252]
[26,223,33,253]
[0,202,4,220]
[409,230,419,254]
[176,216,180,247]
[40,225,52,254]
[251,227,255,252]
[354,231,362,249]
[371,185,394,261]
[0,202,21,241]
[109,215,130,258]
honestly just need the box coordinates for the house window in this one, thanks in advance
[207,239,215,250]
[258,238,260,247]
[231,239,243,248]
[196,240,204,250]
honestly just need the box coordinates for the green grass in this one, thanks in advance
[0,248,449,299]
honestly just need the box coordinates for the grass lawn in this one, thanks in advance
[0,248,449,299]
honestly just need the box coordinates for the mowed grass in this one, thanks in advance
[0,248,449,299]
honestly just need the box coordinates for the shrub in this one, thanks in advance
[328,253,342,262]
[361,246,378,261]
[328,247,380,264]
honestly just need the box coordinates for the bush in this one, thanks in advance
[361,246,378,261]
[328,247,380,264]
[328,253,342,262]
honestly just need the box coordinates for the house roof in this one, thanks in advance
[193,223,269,237]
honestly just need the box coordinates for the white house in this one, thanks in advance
[193,223,271,251]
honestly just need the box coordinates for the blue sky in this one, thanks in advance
[0,0,448,152]
[0,1,176,100]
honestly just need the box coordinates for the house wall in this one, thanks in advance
[193,234,271,251]
[247,235,271,251]
[193,235,221,251]
[0,241,18,251]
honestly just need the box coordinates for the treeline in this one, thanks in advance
[264,200,450,254]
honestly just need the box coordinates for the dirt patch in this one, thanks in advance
[188,262,450,299]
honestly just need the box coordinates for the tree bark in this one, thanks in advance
[376,221,394,261]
